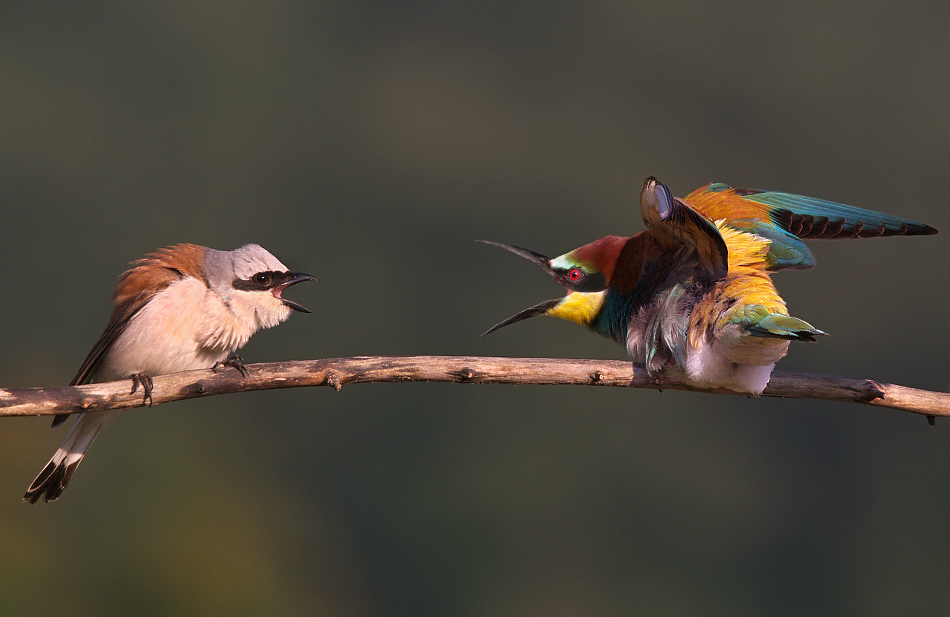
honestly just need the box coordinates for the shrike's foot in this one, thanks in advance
[130,372,154,406]
[214,354,249,377]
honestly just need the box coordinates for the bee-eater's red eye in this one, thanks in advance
[568,268,583,281]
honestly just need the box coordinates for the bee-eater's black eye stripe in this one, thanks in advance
[553,269,608,292]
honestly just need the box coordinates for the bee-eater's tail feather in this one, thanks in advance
[746,314,827,342]
[24,411,116,504]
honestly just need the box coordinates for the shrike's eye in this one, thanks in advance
[254,272,272,286]
[568,268,584,282]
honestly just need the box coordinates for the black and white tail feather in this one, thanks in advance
[24,411,117,503]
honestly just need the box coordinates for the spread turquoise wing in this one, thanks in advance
[685,182,937,270]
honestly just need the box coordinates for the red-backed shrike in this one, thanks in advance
[25,243,315,503]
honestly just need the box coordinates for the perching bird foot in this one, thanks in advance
[214,354,249,377]
[636,366,665,392]
[130,372,154,406]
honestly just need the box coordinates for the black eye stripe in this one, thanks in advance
[232,270,291,291]
[555,268,607,292]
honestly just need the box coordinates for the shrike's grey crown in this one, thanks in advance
[204,244,290,290]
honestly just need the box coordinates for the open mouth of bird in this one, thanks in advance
[272,272,316,313]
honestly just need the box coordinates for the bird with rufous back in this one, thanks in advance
[24,243,315,503]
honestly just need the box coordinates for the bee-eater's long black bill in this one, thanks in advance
[275,272,316,313]
[482,298,561,336]
[476,240,554,275]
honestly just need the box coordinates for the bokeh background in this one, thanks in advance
[2,2,949,616]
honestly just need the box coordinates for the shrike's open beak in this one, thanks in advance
[273,272,316,313]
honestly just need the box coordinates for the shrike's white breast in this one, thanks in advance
[96,277,254,381]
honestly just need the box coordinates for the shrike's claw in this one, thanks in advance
[130,372,154,406]
[214,354,249,377]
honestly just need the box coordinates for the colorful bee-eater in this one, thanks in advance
[482,177,936,394]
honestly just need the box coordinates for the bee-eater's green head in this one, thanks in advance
[478,239,616,334]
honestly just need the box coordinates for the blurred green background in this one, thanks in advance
[2,2,949,616]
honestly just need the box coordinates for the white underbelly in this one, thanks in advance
[93,278,245,381]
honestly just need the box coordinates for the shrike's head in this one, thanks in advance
[204,244,316,330]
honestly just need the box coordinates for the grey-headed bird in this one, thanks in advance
[25,243,315,503]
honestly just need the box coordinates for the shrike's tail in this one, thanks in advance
[24,411,118,504]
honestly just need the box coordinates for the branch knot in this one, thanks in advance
[858,379,886,403]
[453,368,477,382]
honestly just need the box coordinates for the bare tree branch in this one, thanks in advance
[0,356,946,420]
